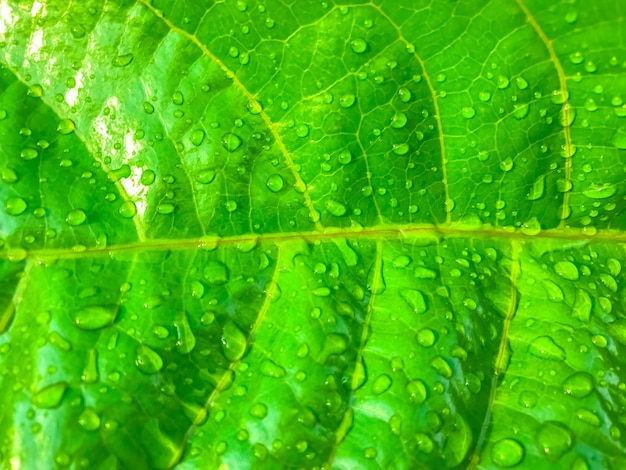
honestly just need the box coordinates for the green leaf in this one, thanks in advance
[1,0,625,469]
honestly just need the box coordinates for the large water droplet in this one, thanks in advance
[174,311,196,354]
[400,288,427,314]
[5,197,27,216]
[406,379,427,404]
[72,305,118,330]
[372,374,392,395]
[66,209,87,226]
[535,421,573,461]
[491,438,524,468]
[32,382,67,409]
[57,118,76,135]
[78,407,101,431]
[562,372,594,398]
[113,53,134,67]
[350,38,367,53]
[529,336,566,361]
[266,174,284,192]
[325,199,347,217]
[554,261,579,280]
[222,133,242,152]
[118,201,137,218]
[135,345,164,374]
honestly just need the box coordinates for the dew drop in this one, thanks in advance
[529,336,566,360]
[225,200,238,212]
[32,382,67,409]
[196,169,216,184]
[491,438,524,468]
[535,421,573,461]
[190,129,205,146]
[5,197,27,216]
[497,76,510,89]
[461,107,476,119]
[338,150,352,164]
[554,261,579,280]
[526,175,545,200]
[372,374,392,395]
[582,184,616,199]
[113,53,133,67]
[72,305,118,330]
[391,112,408,128]
[135,345,163,375]
[157,203,175,215]
[296,124,309,137]
[406,379,427,404]
[562,372,594,398]
[204,261,229,285]
[398,87,412,102]
[339,94,356,108]
[78,407,101,431]
[266,174,284,192]
[350,38,367,53]
[57,118,76,135]
[66,209,87,226]
[118,201,137,218]
[20,148,39,160]
[392,143,409,155]
[222,133,242,151]
[143,102,155,114]
[416,328,436,347]
[325,199,347,217]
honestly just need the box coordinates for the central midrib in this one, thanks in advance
[5,222,622,261]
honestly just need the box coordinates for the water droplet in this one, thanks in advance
[5,197,27,216]
[339,94,356,108]
[32,382,67,409]
[113,53,133,67]
[174,311,196,354]
[479,91,491,101]
[296,124,309,138]
[70,24,86,39]
[513,103,530,120]
[499,158,514,172]
[559,105,576,127]
[554,261,579,280]
[196,169,216,184]
[204,261,229,285]
[515,76,529,89]
[66,209,87,226]
[338,150,352,164]
[392,143,409,155]
[491,438,524,467]
[400,288,427,314]
[582,184,616,199]
[529,336,566,361]
[416,328,436,347]
[260,359,285,378]
[312,287,331,297]
[27,84,43,97]
[520,217,541,236]
[78,407,101,431]
[497,75,510,89]
[225,200,238,212]
[562,372,594,398]
[572,289,592,322]
[20,148,39,160]
[406,379,427,404]
[542,280,564,302]
[266,174,284,192]
[526,175,545,200]
[72,305,118,330]
[190,129,205,146]
[222,133,242,152]
[325,199,347,217]
[57,118,75,135]
[391,112,407,128]
[135,345,163,374]
[398,87,412,102]
[249,402,268,419]
[372,374,392,395]
[143,102,155,114]
[535,421,573,461]
[431,356,452,378]
[350,38,367,53]
[393,255,411,268]
[118,201,137,218]
[1,167,18,184]
[157,203,174,214]
[461,107,476,119]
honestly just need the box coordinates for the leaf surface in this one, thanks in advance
[0,0,625,469]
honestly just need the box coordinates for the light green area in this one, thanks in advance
[0,0,625,468]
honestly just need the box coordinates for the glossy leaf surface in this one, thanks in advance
[0,0,625,469]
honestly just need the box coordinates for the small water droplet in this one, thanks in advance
[392,143,409,155]
[222,133,242,152]
[339,94,356,108]
[554,261,578,280]
[461,107,476,119]
[135,345,163,374]
[372,374,392,395]
[113,53,133,67]
[350,38,367,53]
[491,438,524,468]
[190,129,205,146]
[32,382,67,409]
[196,169,216,184]
[398,87,412,102]
[406,379,427,404]
[66,209,87,226]
[78,407,101,431]
[325,199,347,216]
[72,305,118,330]
[118,201,137,218]
[266,174,284,192]
[529,336,566,360]
[57,118,76,135]
[5,197,27,216]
